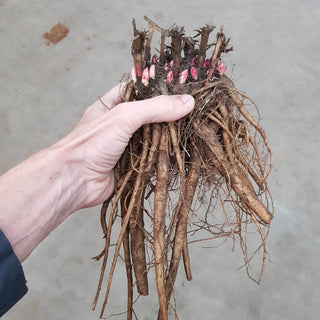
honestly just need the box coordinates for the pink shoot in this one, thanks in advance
[190,57,196,66]
[152,54,158,64]
[179,69,188,84]
[142,67,149,86]
[169,59,173,68]
[203,58,210,67]
[217,61,227,75]
[150,64,156,79]
[166,70,173,84]
[190,66,198,80]
[131,67,137,83]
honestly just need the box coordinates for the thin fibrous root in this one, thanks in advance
[96,159,139,317]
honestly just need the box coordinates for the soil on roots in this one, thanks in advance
[93,17,273,320]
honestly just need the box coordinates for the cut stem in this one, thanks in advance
[198,25,215,68]
[144,16,166,61]
[206,27,226,83]
[170,28,183,77]
[144,22,154,67]
[131,20,146,77]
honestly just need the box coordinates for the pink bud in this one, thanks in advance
[152,54,158,64]
[217,62,227,75]
[166,70,173,84]
[203,58,210,67]
[190,66,198,80]
[149,64,156,79]
[142,67,149,86]
[164,62,169,71]
[179,69,188,84]
[169,60,173,68]
[131,67,137,83]
[190,57,196,66]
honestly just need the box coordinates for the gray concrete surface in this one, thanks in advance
[1,0,319,319]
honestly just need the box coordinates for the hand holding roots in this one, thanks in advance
[93,17,273,319]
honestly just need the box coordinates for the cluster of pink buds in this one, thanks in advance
[131,54,227,87]
[164,58,189,84]
[164,59,174,71]
[166,68,190,85]
[132,64,156,87]
[165,57,198,85]
[166,67,198,84]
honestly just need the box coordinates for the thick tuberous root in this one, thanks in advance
[92,17,273,319]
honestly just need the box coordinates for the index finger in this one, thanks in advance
[92,83,126,112]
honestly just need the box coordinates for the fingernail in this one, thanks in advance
[179,95,194,110]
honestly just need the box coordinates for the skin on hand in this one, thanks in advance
[54,84,195,208]
[0,85,194,261]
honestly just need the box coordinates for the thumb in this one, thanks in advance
[111,94,195,133]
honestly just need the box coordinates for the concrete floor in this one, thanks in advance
[1,0,319,319]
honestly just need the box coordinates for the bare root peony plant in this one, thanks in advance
[92,17,273,320]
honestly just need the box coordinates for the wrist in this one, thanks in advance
[0,144,86,261]
[47,142,87,213]
[53,133,115,209]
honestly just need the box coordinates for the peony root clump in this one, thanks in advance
[92,17,273,320]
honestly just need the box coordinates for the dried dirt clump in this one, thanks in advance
[43,22,69,44]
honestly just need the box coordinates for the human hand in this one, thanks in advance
[0,84,194,261]
[55,84,195,208]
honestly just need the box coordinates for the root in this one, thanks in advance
[182,234,192,281]
[154,125,170,320]
[164,147,200,313]
[129,125,150,296]
[121,193,133,320]
[194,120,273,224]
[145,123,161,173]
